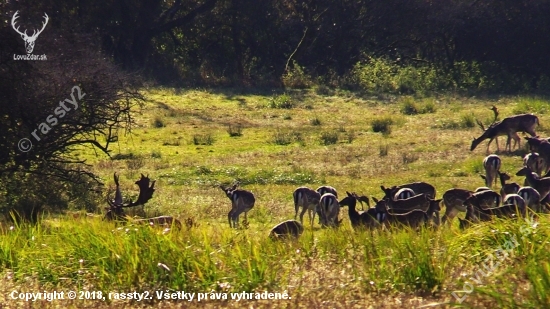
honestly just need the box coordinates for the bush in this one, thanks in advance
[193,133,215,145]
[320,131,339,145]
[268,93,294,109]
[227,124,243,137]
[371,117,394,135]
[401,99,419,115]
[272,131,293,145]
[282,61,312,89]
[310,117,322,126]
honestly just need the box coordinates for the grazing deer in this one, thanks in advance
[479,154,501,188]
[373,198,429,229]
[339,192,379,229]
[463,189,502,210]
[516,166,550,202]
[269,220,304,239]
[380,182,436,200]
[316,185,338,198]
[439,189,473,224]
[318,193,340,227]
[471,114,538,153]
[394,188,415,200]
[517,186,543,213]
[293,187,321,226]
[503,194,526,210]
[460,200,527,229]
[372,194,441,226]
[105,173,182,230]
[220,183,255,229]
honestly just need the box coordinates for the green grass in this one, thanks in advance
[3,88,550,308]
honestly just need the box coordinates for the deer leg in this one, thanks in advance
[299,205,308,225]
[308,208,314,227]
[228,209,234,228]
[441,206,460,225]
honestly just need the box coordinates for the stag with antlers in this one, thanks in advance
[105,173,182,229]
[471,106,538,153]
[11,11,49,54]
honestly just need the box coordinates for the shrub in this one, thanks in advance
[310,117,322,126]
[268,93,294,109]
[371,117,394,135]
[282,61,312,89]
[152,116,165,128]
[272,131,293,145]
[401,99,419,115]
[320,131,339,145]
[227,124,243,137]
[192,133,215,145]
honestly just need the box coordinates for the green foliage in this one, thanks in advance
[513,97,550,114]
[282,61,312,89]
[268,94,294,109]
[192,133,215,145]
[401,99,419,115]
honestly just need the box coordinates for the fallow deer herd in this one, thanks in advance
[105,106,550,239]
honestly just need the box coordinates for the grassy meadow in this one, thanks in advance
[2,88,550,308]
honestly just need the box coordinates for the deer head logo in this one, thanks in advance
[11,11,49,54]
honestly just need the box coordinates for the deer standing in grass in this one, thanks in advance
[105,173,182,230]
[339,192,379,229]
[293,187,321,226]
[318,193,340,227]
[480,154,501,188]
[471,112,538,153]
[220,183,255,229]
[380,182,436,200]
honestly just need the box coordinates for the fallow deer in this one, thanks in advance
[475,187,491,192]
[220,183,255,229]
[496,171,520,198]
[471,113,538,153]
[523,152,547,179]
[517,186,543,213]
[105,173,182,230]
[316,185,338,198]
[372,194,441,226]
[293,187,321,226]
[440,188,473,224]
[380,182,436,200]
[318,193,340,227]
[479,154,501,188]
[373,198,429,229]
[269,220,304,239]
[463,189,502,210]
[460,200,527,229]
[394,188,415,200]
[338,192,379,229]
[516,166,550,202]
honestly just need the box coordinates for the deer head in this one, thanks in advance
[11,11,49,54]
[105,173,156,220]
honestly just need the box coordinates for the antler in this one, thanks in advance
[475,119,486,131]
[11,11,26,37]
[28,13,49,40]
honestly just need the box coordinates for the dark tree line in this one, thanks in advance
[3,0,550,88]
